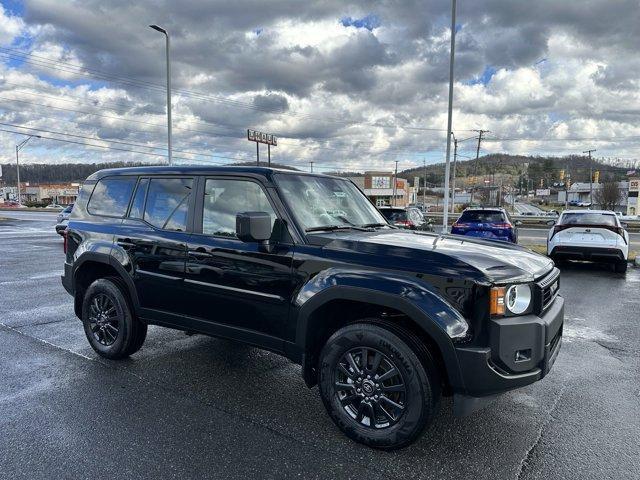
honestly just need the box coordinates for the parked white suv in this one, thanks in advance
[547,210,629,272]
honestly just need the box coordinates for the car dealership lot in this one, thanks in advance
[1,212,639,480]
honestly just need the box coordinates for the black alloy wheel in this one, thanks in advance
[319,321,440,449]
[81,277,147,359]
[335,347,407,429]
[87,293,120,346]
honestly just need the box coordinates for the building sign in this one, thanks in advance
[536,188,551,197]
[247,129,277,146]
[371,176,391,189]
[629,179,639,191]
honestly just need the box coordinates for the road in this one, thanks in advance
[1,214,639,479]
[514,202,545,215]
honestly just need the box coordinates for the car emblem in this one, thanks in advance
[585,228,591,232]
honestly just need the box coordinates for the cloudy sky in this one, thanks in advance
[1,0,639,173]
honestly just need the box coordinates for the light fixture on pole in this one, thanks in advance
[441,0,456,232]
[149,24,173,166]
[15,135,41,206]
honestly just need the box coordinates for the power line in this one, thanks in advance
[1,47,474,133]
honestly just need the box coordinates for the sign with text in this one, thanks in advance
[536,188,551,197]
[247,129,277,146]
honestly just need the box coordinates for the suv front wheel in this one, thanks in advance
[318,321,440,449]
[81,277,147,359]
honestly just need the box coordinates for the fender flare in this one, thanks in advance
[294,279,468,391]
[71,252,142,317]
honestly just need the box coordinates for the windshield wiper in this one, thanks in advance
[360,222,390,229]
[305,225,370,233]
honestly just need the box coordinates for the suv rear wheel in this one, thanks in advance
[318,321,440,449]
[81,277,147,359]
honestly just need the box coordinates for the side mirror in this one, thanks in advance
[621,222,629,230]
[236,212,272,242]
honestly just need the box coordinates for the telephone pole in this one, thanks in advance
[393,160,399,206]
[583,149,596,206]
[471,129,489,204]
[422,159,427,209]
[309,161,314,173]
[450,134,458,214]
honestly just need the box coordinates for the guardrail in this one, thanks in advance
[422,212,640,230]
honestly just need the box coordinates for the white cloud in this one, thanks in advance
[0,4,24,45]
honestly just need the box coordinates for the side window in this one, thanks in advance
[143,178,193,231]
[87,176,137,217]
[202,179,276,237]
[129,178,149,219]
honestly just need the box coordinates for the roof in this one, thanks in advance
[86,165,340,183]
[463,206,506,212]
[561,209,617,214]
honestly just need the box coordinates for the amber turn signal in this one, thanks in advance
[490,287,506,316]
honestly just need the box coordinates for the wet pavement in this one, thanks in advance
[1,212,639,480]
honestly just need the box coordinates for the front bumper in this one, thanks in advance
[454,295,564,401]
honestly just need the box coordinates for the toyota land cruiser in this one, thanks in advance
[62,166,563,449]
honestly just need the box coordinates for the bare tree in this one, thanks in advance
[594,181,622,211]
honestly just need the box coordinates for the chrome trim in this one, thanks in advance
[137,269,181,281]
[184,278,284,301]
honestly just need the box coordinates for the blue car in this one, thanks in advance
[451,208,518,243]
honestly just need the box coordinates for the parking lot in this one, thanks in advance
[1,211,639,480]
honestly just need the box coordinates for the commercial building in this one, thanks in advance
[20,182,80,204]
[348,172,416,207]
[628,178,639,216]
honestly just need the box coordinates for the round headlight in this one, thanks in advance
[505,284,532,315]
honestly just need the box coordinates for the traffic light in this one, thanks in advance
[559,170,565,181]
[593,171,600,183]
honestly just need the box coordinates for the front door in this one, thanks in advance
[183,177,295,346]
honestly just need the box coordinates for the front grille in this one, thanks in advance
[536,268,560,313]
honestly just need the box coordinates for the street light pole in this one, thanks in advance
[450,134,458,214]
[15,135,40,206]
[149,24,172,166]
[583,149,596,205]
[442,0,456,232]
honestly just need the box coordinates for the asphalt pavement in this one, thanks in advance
[1,212,639,480]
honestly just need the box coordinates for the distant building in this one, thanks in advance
[348,172,415,207]
[628,178,639,216]
[21,182,80,204]
[564,181,628,210]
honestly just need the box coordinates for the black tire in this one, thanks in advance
[614,260,628,273]
[318,321,440,450]
[81,277,146,359]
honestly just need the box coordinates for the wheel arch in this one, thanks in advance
[72,253,140,319]
[295,287,465,392]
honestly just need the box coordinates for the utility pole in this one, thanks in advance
[422,159,427,209]
[149,25,172,166]
[450,134,458,214]
[583,149,596,206]
[309,161,314,173]
[470,129,489,204]
[15,135,40,206]
[256,142,260,166]
[441,0,457,232]
[393,160,399,207]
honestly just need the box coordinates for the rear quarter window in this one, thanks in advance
[87,176,137,218]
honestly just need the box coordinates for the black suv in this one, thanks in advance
[62,166,564,449]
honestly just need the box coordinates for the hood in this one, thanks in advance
[311,229,553,284]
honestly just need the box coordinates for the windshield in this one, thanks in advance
[560,212,617,226]
[458,210,505,223]
[275,174,387,231]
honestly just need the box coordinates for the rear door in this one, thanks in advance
[116,176,194,316]
[182,176,295,345]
